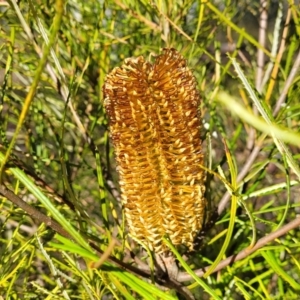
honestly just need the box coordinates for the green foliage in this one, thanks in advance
[0,0,300,299]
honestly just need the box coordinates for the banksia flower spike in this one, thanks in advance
[103,48,206,254]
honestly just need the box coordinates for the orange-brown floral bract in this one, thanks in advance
[103,48,206,253]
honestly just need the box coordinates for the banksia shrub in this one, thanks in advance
[103,48,206,253]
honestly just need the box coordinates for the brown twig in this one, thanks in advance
[273,49,300,115]
[0,183,149,276]
[245,0,268,152]
[177,215,300,282]
[0,184,72,239]
[256,0,268,93]
[0,181,192,298]
[265,6,291,104]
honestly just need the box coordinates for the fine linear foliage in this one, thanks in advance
[103,48,206,253]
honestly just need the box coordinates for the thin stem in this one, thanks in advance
[256,0,268,93]
[218,134,266,215]
[273,49,300,115]
[177,216,300,282]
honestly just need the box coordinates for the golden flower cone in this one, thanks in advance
[103,48,206,253]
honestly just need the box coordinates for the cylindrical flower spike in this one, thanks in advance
[103,48,206,253]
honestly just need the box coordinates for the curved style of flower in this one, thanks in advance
[103,48,206,253]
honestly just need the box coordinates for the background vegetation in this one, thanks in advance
[0,0,300,299]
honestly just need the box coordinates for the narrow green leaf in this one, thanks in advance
[204,141,238,277]
[163,237,222,300]
[0,152,93,253]
[262,250,300,291]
